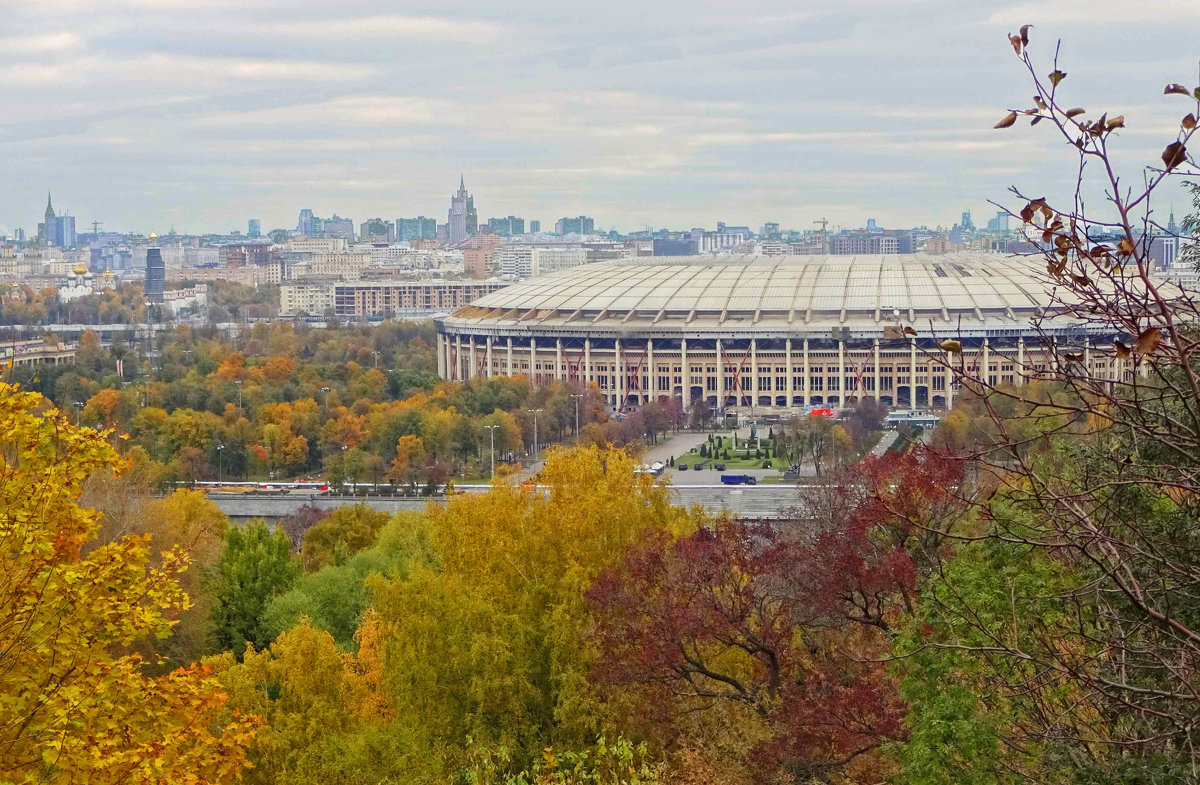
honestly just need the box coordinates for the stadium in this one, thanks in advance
[435,253,1122,412]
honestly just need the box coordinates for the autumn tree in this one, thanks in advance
[299,503,391,572]
[0,382,257,783]
[898,26,1200,779]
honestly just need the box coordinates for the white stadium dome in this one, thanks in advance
[436,253,1123,411]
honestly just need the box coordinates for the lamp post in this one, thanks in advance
[527,408,543,460]
[73,400,84,427]
[235,379,243,410]
[216,444,224,484]
[321,386,331,419]
[570,393,584,438]
[483,424,499,479]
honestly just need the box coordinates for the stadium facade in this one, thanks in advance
[435,254,1122,411]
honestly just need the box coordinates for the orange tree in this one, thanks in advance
[0,382,258,784]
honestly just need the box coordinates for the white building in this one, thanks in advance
[497,246,588,280]
[280,283,336,316]
[163,285,207,315]
[285,237,348,254]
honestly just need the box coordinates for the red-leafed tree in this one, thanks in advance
[586,448,968,783]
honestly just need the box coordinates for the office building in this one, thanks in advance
[487,216,525,236]
[529,220,541,234]
[248,219,261,238]
[323,215,355,240]
[297,209,315,238]
[496,246,588,279]
[555,216,595,236]
[448,176,478,244]
[396,217,438,241]
[359,218,394,243]
[145,240,165,302]
[335,280,507,318]
[829,234,899,255]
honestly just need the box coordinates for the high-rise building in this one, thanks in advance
[297,209,315,238]
[529,220,541,234]
[961,211,975,232]
[828,233,899,255]
[359,218,394,243]
[986,212,1010,233]
[396,217,438,241]
[447,176,477,244]
[40,192,76,248]
[323,215,354,240]
[554,216,594,236]
[145,239,165,302]
[248,219,261,238]
[487,216,525,236]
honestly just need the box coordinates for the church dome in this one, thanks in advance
[72,262,88,276]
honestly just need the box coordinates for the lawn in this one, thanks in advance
[677,442,780,470]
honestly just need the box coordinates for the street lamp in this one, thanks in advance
[73,400,84,427]
[526,408,543,460]
[483,424,499,479]
[320,386,331,418]
[570,393,584,437]
[216,444,224,484]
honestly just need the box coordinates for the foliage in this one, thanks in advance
[211,519,300,652]
[0,382,257,783]
[299,503,391,572]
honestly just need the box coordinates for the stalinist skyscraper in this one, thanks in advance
[447,176,477,244]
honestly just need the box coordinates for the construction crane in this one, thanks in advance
[814,217,829,253]
[90,220,103,235]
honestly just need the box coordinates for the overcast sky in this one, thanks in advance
[2,0,1198,236]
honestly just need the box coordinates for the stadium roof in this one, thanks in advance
[451,254,1062,335]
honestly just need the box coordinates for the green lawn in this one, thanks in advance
[677,443,779,470]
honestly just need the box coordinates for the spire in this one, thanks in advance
[45,191,54,220]
[460,173,465,190]
[1168,205,1178,234]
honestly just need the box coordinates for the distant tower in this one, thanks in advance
[45,192,54,223]
[297,209,314,238]
[145,232,165,303]
[1168,206,1179,235]
[448,176,477,244]
[248,218,261,238]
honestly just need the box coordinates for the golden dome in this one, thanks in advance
[102,270,115,277]
[149,232,158,242]
[72,263,89,275]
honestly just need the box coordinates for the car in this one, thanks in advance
[782,466,800,480]
[678,463,688,470]
[693,462,706,470]
[714,463,726,471]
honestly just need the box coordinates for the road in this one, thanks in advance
[207,483,804,521]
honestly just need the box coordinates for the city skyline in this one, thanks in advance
[3,0,1199,235]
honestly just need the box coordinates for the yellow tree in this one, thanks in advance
[370,445,703,770]
[0,383,258,784]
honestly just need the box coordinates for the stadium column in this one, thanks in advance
[507,337,514,376]
[436,333,445,378]
[681,338,690,408]
[486,336,493,378]
[874,339,880,404]
[785,338,793,407]
[584,338,592,386]
[802,338,810,406]
[716,339,724,410]
[945,350,954,409]
[646,339,655,401]
[750,339,758,409]
[455,334,462,381]
[837,340,845,405]
[530,338,537,388]
[1083,337,1090,375]
[909,341,917,408]
[555,339,563,382]
[982,338,990,386]
[615,338,624,409]
[1017,337,1026,383]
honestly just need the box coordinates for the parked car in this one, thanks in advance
[782,465,800,480]
[678,463,688,470]
[714,463,726,471]
[694,462,706,470]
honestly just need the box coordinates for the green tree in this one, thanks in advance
[211,520,299,652]
[300,504,391,572]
